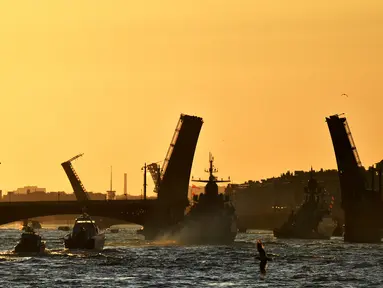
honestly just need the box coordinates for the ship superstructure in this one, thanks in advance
[175,153,237,244]
[15,224,46,253]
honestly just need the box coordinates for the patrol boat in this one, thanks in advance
[176,153,237,245]
[273,168,332,239]
[14,224,46,253]
[64,213,105,250]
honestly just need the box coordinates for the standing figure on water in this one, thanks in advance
[256,240,271,276]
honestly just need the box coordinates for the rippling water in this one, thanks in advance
[0,224,382,287]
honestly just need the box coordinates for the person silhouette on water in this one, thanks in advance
[256,239,270,275]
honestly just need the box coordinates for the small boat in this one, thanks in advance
[58,226,71,231]
[64,213,105,250]
[21,220,42,230]
[110,228,119,233]
[30,220,42,229]
[136,227,144,234]
[15,225,46,253]
[237,225,247,233]
[332,221,344,237]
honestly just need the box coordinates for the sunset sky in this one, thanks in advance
[0,1,382,196]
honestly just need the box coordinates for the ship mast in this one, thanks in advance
[206,152,218,181]
[193,153,230,184]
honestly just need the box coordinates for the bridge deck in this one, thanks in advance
[0,199,156,207]
[0,199,157,226]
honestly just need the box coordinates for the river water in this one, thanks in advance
[0,224,381,287]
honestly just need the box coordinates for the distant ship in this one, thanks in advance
[64,213,105,250]
[332,221,344,237]
[30,220,42,229]
[175,154,237,245]
[58,226,71,231]
[15,225,46,253]
[273,169,332,239]
[109,227,119,233]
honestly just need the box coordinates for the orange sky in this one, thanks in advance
[0,1,382,196]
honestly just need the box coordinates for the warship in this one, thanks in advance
[273,168,332,239]
[175,153,237,245]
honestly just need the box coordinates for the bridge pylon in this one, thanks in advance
[142,114,203,239]
[326,114,381,243]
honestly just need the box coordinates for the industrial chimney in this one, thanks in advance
[124,173,127,199]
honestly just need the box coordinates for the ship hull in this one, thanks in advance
[139,215,237,245]
[65,233,105,250]
[14,241,46,254]
[177,215,237,245]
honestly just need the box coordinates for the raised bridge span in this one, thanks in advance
[326,114,382,243]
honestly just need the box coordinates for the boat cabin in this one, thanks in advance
[72,214,99,237]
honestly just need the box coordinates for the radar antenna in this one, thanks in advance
[193,153,230,183]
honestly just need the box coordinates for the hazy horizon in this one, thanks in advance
[0,1,382,196]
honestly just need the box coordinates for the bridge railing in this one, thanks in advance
[161,115,183,180]
[343,119,362,167]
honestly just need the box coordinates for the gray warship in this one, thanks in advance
[273,169,332,239]
[175,154,237,245]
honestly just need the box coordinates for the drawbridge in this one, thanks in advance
[158,114,203,219]
[142,114,203,238]
[61,153,89,202]
[326,114,381,243]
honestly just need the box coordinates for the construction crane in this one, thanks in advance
[147,161,162,193]
[61,153,89,201]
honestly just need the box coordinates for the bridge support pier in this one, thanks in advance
[326,114,382,243]
[344,203,381,243]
